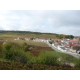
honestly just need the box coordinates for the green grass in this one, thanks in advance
[0,33,56,40]
[28,51,79,67]
[41,51,79,65]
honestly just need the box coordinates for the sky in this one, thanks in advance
[0,10,80,36]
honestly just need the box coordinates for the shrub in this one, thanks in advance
[3,42,29,64]
[37,51,59,66]
[0,44,3,53]
[0,43,3,57]
[75,59,80,69]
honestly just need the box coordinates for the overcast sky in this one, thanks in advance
[0,10,80,36]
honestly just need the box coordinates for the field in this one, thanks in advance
[0,32,80,70]
[13,40,49,47]
[0,32,57,39]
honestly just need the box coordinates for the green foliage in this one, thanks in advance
[30,51,59,66]
[0,44,3,52]
[39,53,58,66]
[2,42,30,64]
[22,42,29,51]
[56,34,74,39]
[75,60,80,69]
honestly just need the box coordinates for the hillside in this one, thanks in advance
[0,30,74,39]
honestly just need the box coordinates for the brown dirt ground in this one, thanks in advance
[29,45,54,56]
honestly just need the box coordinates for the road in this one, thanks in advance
[46,41,80,59]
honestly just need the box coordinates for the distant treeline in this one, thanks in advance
[0,30,74,39]
[0,30,56,35]
[55,34,74,39]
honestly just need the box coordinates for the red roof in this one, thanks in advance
[69,43,80,47]
[70,40,79,44]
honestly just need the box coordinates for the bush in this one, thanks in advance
[3,42,29,64]
[0,44,3,53]
[75,60,80,69]
[25,51,59,66]
[0,43,3,58]
[37,52,59,66]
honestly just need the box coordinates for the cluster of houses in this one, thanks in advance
[51,38,80,54]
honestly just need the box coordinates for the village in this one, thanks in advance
[49,38,80,54]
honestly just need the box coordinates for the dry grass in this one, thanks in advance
[9,40,48,47]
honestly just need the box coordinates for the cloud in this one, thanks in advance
[0,10,80,36]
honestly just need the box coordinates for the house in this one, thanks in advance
[68,39,80,53]
[77,50,80,54]
[69,39,80,48]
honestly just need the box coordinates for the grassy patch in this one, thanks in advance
[9,40,48,47]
